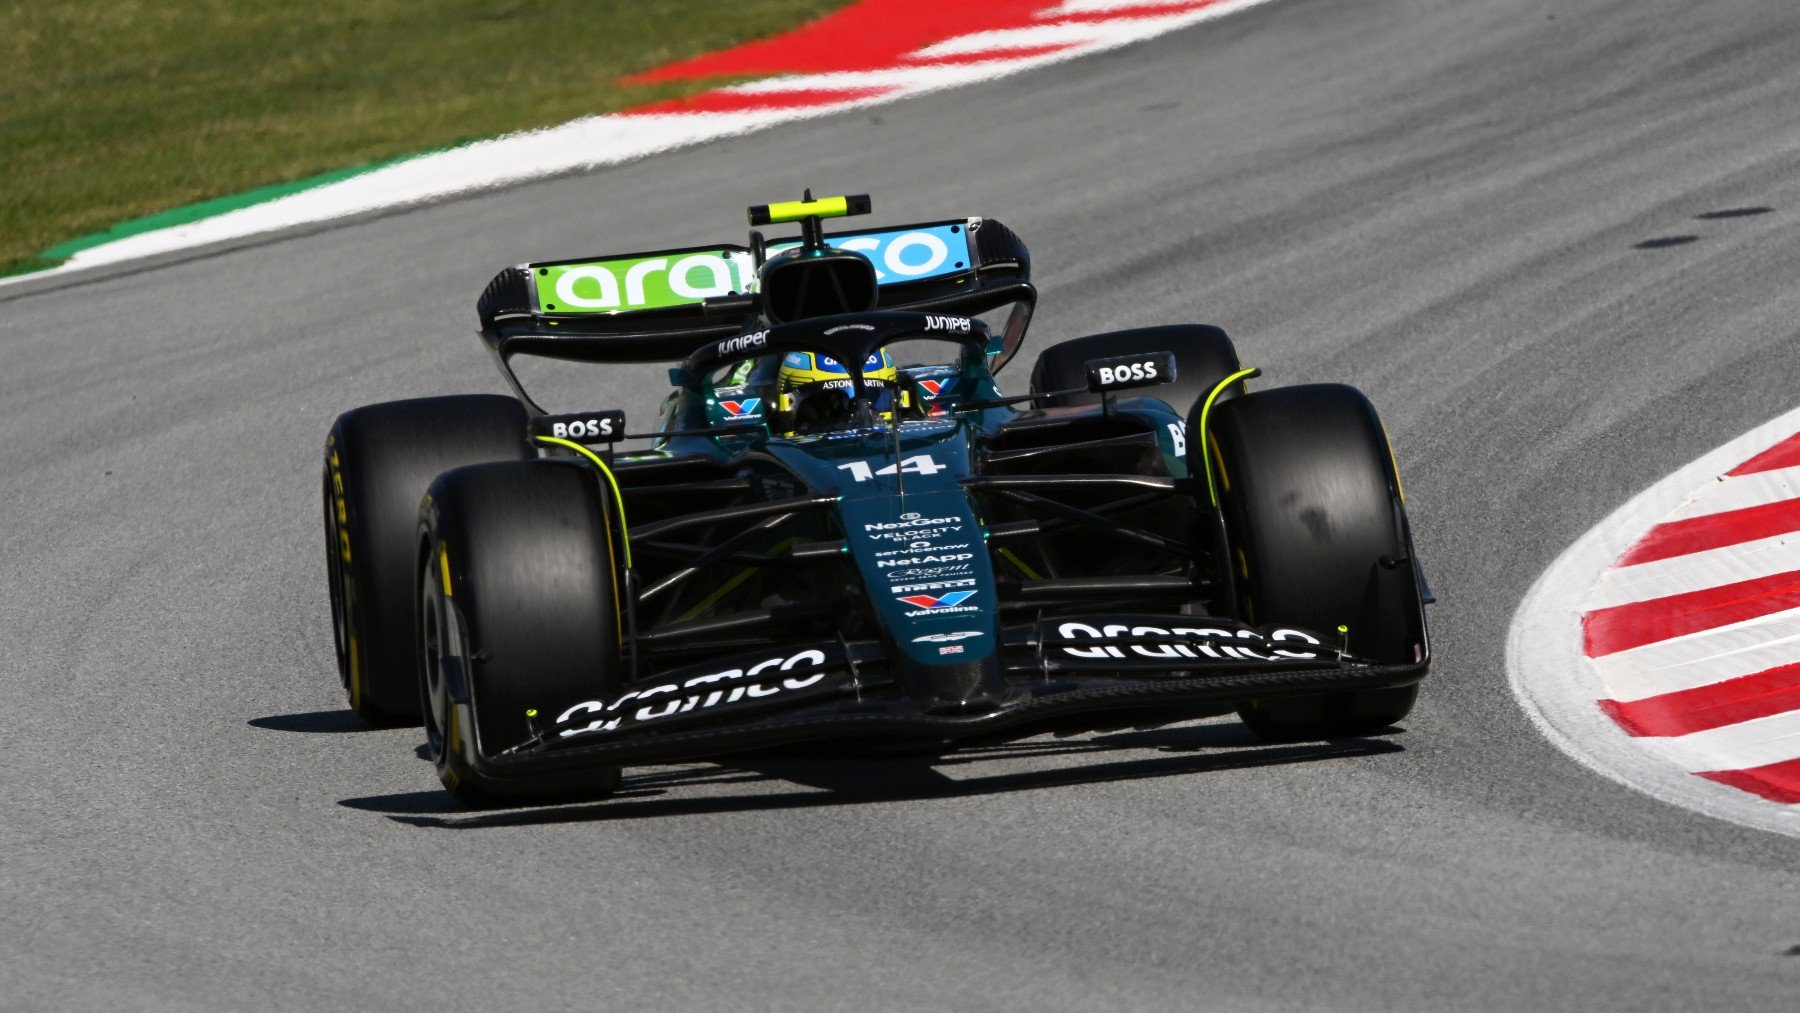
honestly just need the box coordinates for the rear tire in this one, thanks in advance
[419,460,625,808]
[1029,324,1245,414]
[324,395,531,724]
[1208,384,1423,741]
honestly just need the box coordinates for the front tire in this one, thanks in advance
[419,460,625,808]
[1208,384,1425,741]
[323,395,531,724]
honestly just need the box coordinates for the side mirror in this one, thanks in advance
[1085,351,1177,393]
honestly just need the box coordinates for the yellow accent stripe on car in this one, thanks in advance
[1381,421,1406,503]
[1208,431,1230,497]
[1199,368,1259,506]
[535,436,630,634]
[673,537,802,623]
[439,543,453,598]
[534,436,633,569]
[764,195,848,223]
[997,547,1042,581]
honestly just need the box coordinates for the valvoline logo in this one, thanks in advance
[718,398,762,416]
[917,379,948,396]
[896,590,976,610]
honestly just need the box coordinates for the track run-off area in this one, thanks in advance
[4,0,1799,1008]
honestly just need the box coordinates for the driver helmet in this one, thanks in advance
[776,348,906,433]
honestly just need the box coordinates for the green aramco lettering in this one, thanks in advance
[539,252,756,313]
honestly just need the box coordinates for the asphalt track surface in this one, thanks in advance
[4,0,1799,1007]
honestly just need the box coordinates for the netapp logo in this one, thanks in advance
[877,553,974,568]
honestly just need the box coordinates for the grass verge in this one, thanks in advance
[0,0,850,275]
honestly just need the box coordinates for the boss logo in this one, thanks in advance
[531,410,625,444]
[1099,361,1157,385]
[1085,352,1177,393]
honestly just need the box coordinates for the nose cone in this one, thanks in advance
[840,486,1006,711]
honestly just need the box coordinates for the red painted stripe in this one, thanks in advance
[1616,496,1800,565]
[626,1,1235,84]
[1598,662,1800,737]
[1582,569,1800,658]
[1697,756,1800,804]
[623,1,1051,83]
[901,43,1080,65]
[619,87,898,116]
[1727,432,1800,476]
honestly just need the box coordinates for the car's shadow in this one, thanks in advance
[248,709,371,733]
[339,718,1406,830]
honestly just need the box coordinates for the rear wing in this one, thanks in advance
[476,217,1035,367]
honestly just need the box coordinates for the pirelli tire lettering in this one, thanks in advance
[326,438,351,567]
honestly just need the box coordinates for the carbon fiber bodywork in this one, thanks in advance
[384,203,1432,796]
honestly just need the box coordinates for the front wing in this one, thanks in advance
[473,616,1429,780]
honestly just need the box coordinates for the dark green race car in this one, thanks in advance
[323,193,1432,807]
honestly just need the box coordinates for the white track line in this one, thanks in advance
[1665,465,1800,520]
[1635,708,1800,771]
[1508,405,1800,837]
[0,0,1282,289]
[914,24,1118,57]
[1045,0,1210,13]
[1590,607,1800,702]
[1581,532,1800,611]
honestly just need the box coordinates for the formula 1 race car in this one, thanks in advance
[323,193,1432,806]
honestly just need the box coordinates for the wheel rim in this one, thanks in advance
[419,551,449,760]
[322,467,354,688]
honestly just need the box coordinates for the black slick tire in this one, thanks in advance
[1029,324,1245,414]
[419,460,625,808]
[323,395,530,725]
[1208,384,1424,741]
